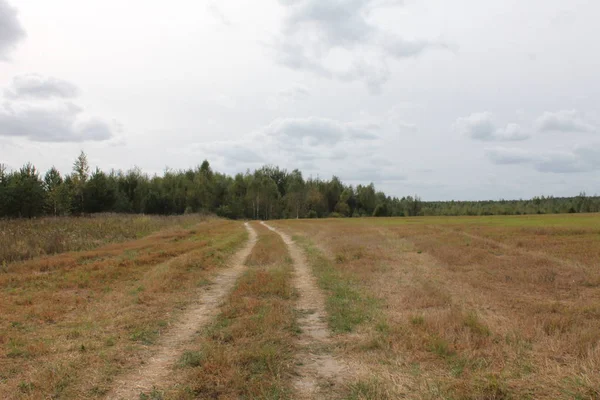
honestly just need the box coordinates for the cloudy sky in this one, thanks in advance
[1,0,599,200]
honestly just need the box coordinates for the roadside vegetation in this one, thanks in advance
[0,218,246,399]
[273,214,600,399]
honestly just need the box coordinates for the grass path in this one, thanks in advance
[106,222,257,399]
[261,222,351,399]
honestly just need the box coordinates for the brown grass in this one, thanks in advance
[0,213,203,264]
[169,222,298,399]
[272,216,600,399]
[0,217,246,399]
[4,213,599,399]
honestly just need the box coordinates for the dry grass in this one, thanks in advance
[0,217,246,399]
[272,215,600,399]
[169,222,298,399]
[4,213,599,399]
[0,213,203,264]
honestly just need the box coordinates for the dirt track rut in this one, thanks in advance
[261,222,350,399]
[106,222,257,399]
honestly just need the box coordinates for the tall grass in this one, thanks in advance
[0,214,203,264]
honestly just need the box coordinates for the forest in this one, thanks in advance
[1,152,599,219]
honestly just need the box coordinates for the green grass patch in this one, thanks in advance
[346,379,392,400]
[464,311,491,336]
[178,351,204,368]
[293,236,380,333]
[129,326,159,345]
[410,315,425,326]
[139,387,164,400]
[427,335,455,359]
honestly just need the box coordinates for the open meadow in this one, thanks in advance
[1,214,599,399]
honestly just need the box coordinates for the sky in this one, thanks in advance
[0,0,599,201]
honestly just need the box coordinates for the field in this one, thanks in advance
[1,214,599,399]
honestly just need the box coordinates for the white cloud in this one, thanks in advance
[535,110,596,133]
[0,0,25,61]
[273,0,449,92]
[456,112,530,141]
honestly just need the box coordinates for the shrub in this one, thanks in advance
[306,210,318,219]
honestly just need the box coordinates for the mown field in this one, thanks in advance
[0,215,248,398]
[1,213,599,399]
[272,213,600,399]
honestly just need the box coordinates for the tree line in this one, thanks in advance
[0,152,598,219]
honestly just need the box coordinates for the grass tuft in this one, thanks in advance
[464,311,491,336]
[179,351,204,368]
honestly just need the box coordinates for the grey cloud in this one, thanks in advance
[274,0,449,92]
[382,35,449,59]
[263,116,379,146]
[0,102,113,142]
[337,58,390,94]
[457,112,530,141]
[536,110,596,133]
[0,0,25,60]
[0,75,117,142]
[284,0,375,48]
[485,147,536,165]
[574,146,600,164]
[278,84,310,100]
[486,145,600,173]
[535,152,586,173]
[273,41,333,78]
[74,119,113,141]
[266,84,311,110]
[192,116,388,179]
[5,74,80,99]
